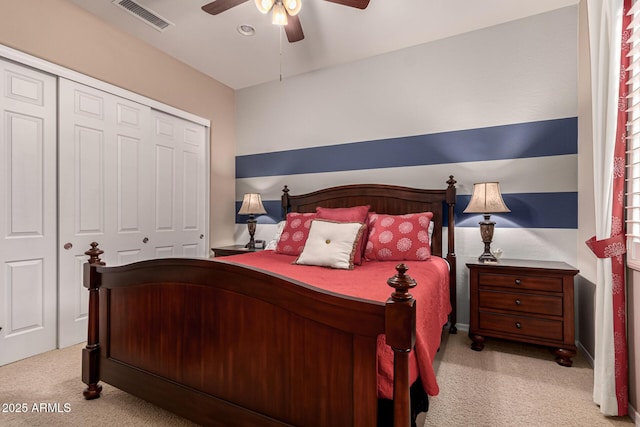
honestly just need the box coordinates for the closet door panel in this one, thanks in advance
[76,126,105,233]
[58,79,152,347]
[0,59,57,366]
[155,143,175,231]
[150,110,206,258]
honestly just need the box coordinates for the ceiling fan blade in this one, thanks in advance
[323,0,370,9]
[284,14,304,43]
[201,0,249,15]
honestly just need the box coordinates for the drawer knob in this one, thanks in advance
[515,299,521,305]
[514,279,521,285]
[515,322,522,329]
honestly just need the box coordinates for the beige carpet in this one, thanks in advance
[0,332,634,426]
[0,343,196,427]
[424,331,634,426]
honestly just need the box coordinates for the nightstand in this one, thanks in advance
[211,245,262,257]
[467,259,579,366]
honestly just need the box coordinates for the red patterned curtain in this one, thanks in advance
[585,0,630,415]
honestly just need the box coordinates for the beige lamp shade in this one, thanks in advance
[238,193,267,215]
[463,182,510,214]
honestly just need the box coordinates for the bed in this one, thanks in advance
[81,177,458,427]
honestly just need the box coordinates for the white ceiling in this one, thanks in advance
[68,0,579,90]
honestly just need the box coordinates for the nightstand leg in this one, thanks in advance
[469,333,485,351]
[553,348,575,367]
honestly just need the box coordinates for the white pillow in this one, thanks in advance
[429,221,434,245]
[265,220,286,250]
[295,220,365,270]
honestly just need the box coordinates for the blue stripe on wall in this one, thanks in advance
[236,200,283,224]
[236,192,578,229]
[456,192,578,229]
[236,118,577,179]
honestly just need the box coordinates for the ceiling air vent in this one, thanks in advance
[112,0,174,32]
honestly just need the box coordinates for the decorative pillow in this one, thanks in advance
[316,205,370,264]
[295,220,366,270]
[315,205,370,222]
[364,212,434,261]
[265,220,286,250]
[275,212,317,256]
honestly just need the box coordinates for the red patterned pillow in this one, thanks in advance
[316,205,370,264]
[364,212,434,261]
[275,212,317,256]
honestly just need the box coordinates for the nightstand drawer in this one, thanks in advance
[479,272,563,293]
[479,289,563,316]
[478,311,563,341]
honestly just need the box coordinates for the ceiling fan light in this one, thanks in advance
[255,0,274,14]
[271,3,288,25]
[283,0,301,16]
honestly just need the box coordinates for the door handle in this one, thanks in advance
[63,242,72,250]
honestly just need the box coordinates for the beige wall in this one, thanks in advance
[0,0,237,247]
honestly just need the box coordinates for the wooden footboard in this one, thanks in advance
[82,243,417,427]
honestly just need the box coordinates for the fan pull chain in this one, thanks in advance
[279,26,283,82]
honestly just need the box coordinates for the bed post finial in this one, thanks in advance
[82,242,104,400]
[86,241,104,266]
[387,263,416,300]
[385,263,417,427]
[281,185,290,218]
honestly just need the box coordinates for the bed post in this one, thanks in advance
[281,185,290,217]
[82,242,104,400]
[385,263,417,427]
[446,175,457,334]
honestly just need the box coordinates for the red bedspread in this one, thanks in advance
[220,250,451,400]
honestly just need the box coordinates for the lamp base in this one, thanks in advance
[478,250,497,263]
[245,216,257,249]
[478,214,497,263]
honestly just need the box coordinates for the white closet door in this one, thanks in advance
[58,81,208,347]
[58,79,153,347]
[0,59,57,365]
[149,110,206,258]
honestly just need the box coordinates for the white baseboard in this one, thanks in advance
[576,340,594,368]
[629,403,640,426]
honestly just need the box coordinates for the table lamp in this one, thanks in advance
[463,182,510,263]
[238,193,267,249]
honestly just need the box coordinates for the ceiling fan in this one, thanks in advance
[201,0,370,43]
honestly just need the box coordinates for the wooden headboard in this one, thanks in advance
[280,176,458,333]
[281,177,457,258]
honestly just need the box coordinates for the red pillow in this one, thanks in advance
[275,212,317,256]
[364,212,434,261]
[315,205,370,222]
[316,205,370,264]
